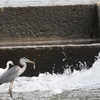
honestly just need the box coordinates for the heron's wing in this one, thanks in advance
[0,66,20,84]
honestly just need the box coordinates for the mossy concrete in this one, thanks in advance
[0,4,99,39]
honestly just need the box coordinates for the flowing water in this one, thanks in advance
[0,52,100,100]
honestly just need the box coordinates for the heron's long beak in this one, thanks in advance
[29,61,36,69]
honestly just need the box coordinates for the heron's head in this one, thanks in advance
[20,57,35,69]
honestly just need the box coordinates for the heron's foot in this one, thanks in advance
[9,89,13,99]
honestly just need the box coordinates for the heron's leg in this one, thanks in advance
[9,81,14,98]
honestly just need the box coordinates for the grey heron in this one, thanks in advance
[0,57,35,98]
[0,61,14,76]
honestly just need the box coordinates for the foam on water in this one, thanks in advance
[0,52,100,95]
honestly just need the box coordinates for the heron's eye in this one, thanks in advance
[22,57,29,61]
[22,57,27,60]
[22,57,27,59]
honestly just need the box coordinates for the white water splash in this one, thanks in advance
[0,52,100,95]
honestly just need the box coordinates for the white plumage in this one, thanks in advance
[0,61,14,76]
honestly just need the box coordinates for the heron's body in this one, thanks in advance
[0,66,20,84]
[0,57,35,98]
[0,61,14,76]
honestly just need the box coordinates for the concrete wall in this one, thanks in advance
[0,4,99,76]
[0,4,98,39]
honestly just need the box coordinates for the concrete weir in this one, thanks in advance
[0,3,100,76]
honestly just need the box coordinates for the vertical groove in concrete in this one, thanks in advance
[96,2,100,37]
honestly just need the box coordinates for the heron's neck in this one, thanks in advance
[20,61,27,74]
[6,62,10,70]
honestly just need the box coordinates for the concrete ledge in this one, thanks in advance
[0,37,100,46]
